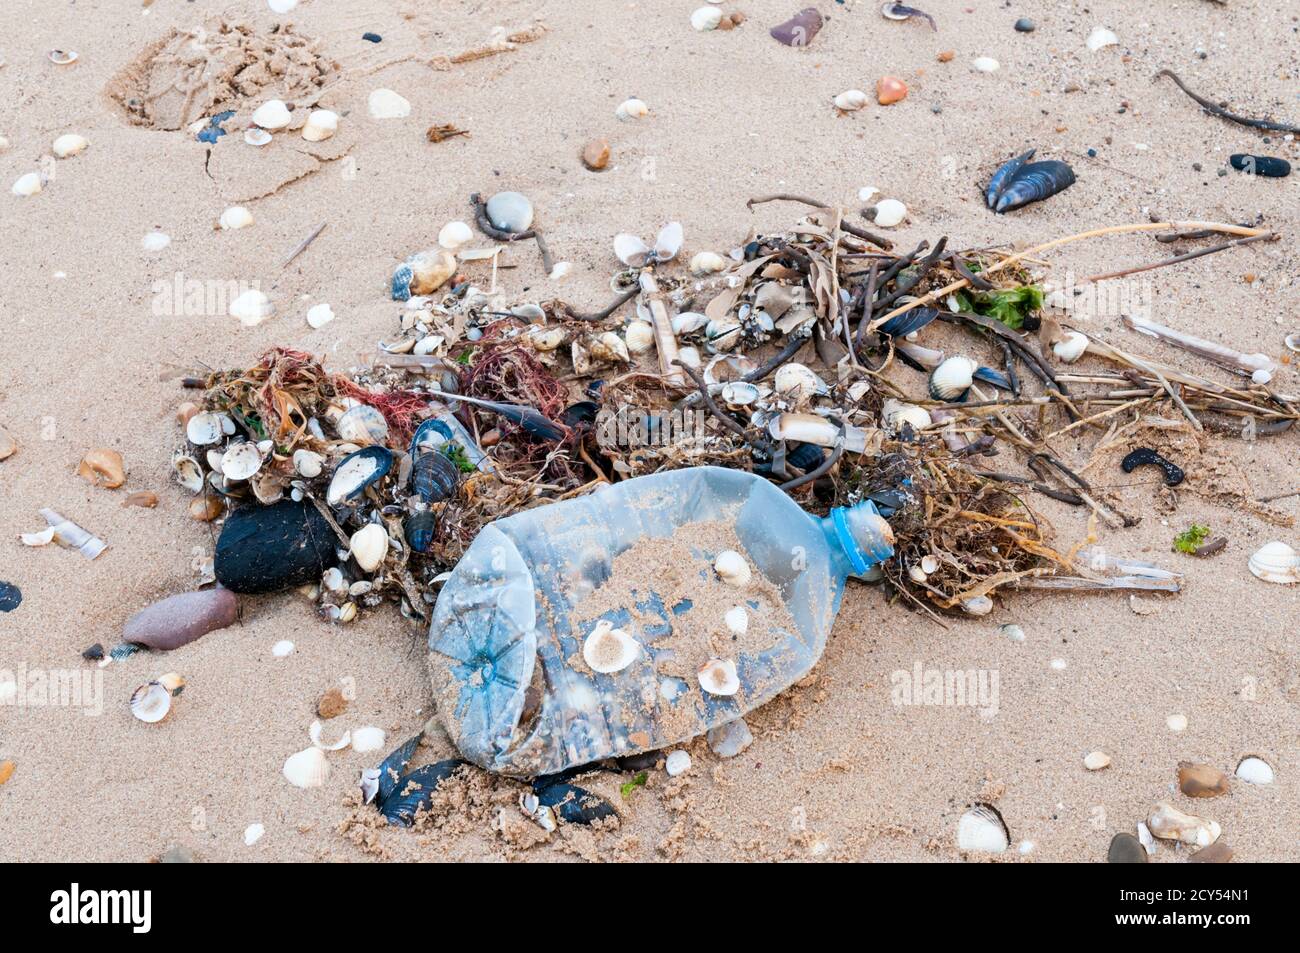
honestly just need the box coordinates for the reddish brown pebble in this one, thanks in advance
[937,50,955,63]
[1178,761,1230,798]
[480,428,501,448]
[581,138,610,171]
[876,76,908,105]
[123,491,160,508]
[1188,841,1233,863]
[190,495,224,522]
[123,588,239,651]
[729,11,746,26]
[317,687,348,719]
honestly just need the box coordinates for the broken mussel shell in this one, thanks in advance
[214,499,339,594]
[326,446,393,506]
[123,587,238,651]
[378,760,467,826]
[1120,447,1184,486]
[532,782,618,827]
[986,149,1076,213]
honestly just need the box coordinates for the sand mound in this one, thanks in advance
[106,18,339,131]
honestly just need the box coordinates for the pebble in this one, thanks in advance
[317,686,348,719]
[214,499,339,594]
[123,588,239,650]
[1229,154,1291,178]
[0,581,21,613]
[876,76,908,105]
[707,718,754,757]
[158,844,195,863]
[1084,751,1111,771]
[581,138,610,171]
[362,32,382,43]
[1188,841,1234,863]
[665,749,692,776]
[1178,762,1229,798]
[1107,832,1148,863]
[141,230,171,252]
[998,623,1025,642]
[1014,18,1035,33]
[972,56,1000,73]
[11,172,42,196]
[306,302,335,329]
[936,50,955,63]
[485,191,534,233]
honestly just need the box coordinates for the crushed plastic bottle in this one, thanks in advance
[427,466,893,777]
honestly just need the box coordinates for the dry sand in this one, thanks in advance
[1,0,1297,862]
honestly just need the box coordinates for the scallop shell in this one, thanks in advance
[624,320,655,354]
[1247,541,1300,584]
[714,550,752,587]
[928,356,977,400]
[720,381,760,408]
[957,805,1009,853]
[52,134,88,158]
[582,620,641,674]
[349,522,389,572]
[672,311,709,336]
[185,412,226,446]
[336,405,389,445]
[219,206,254,230]
[220,442,263,481]
[1052,330,1089,363]
[724,606,748,636]
[698,658,740,696]
[251,99,292,130]
[130,681,173,723]
[872,198,908,227]
[282,746,329,788]
[833,89,869,112]
[615,98,649,121]
[301,109,338,142]
[591,331,631,363]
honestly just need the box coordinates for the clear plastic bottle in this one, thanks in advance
[428,465,894,777]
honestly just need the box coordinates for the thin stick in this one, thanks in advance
[282,222,327,269]
[1156,69,1300,135]
[746,193,893,249]
[1084,232,1275,282]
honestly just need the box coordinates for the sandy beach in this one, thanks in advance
[0,0,1297,862]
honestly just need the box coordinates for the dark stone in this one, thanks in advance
[362,32,382,43]
[214,500,339,594]
[1229,154,1291,178]
[0,581,20,613]
[1014,17,1036,32]
[1107,832,1148,863]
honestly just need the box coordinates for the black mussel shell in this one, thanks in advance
[787,441,826,472]
[214,499,339,594]
[614,751,662,772]
[366,733,424,806]
[404,509,438,554]
[560,401,600,428]
[985,148,1035,209]
[536,782,618,826]
[1120,447,1184,486]
[993,160,1076,213]
[410,448,460,504]
[325,446,393,506]
[876,305,940,338]
[378,759,467,826]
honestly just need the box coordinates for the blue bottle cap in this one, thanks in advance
[829,500,894,576]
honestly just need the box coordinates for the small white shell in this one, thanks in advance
[882,398,932,432]
[689,251,729,275]
[309,718,351,752]
[690,6,722,30]
[698,658,740,696]
[592,331,631,363]
[173,453,204,492]
[229,289,273,326]
[282,746,329,788]
[961,595,994,617]
[11,172,42,197]
[130,681,173,723]
[220,442,263,481]
[678,345,702,369]
[928,356,977,400]
[1166,713,1188,732]
[141,231,171,251]
[720,381,760,408]
[624,320,655,354]
[351,726,387,754]
[615,97,649,121]
[1052,330,1089,363]
[244,128,272,146]
[774,363,828,403]
[714,550,752,587]
[1247,541,1300,584]
[219,206,254,230]
[368,88,411,119]
[306,302,334,329]
[1084,751,1111,771]
[833,89,869,112]
[243,823,265,846]
[438,220,474,251]
[1147,802,1220,848]
[582,619,641,674]
[251,99,292,130]
[186,412,225,446]
[957,805,1009,853]
[614,232,652,266]
[872,198,907,228]
[1235,756,1274,785]
[672,311,709,336]
[972,56,1000,73]
[272,639,295,658]
[1086,26,1119,52]
[301,109,338,142]
[724,605,748,636]
[349,523,389,573]
[857,186,880,203]
[336,405,388,444]
[52,133,88,158]
[665,750,692,775]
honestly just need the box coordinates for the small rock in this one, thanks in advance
[1014,17,1035,33]
[937,49,955,63]
[1229,154,1291,178]
[665,749,692,776]
[1084,751,1111,771]
[1188,841,1233,863]
[581,138,610,171]
[0,760,15,786]
[82,643,104,661]
[214,499,339,594]
[1107,832,1148,863]
[123,588,239,651]
[1178,762,1229,798]
[707,718,754,757]
[876,75,908,105]
[317,686,349,719]
[362,32,382,43]
[0,581,20,613]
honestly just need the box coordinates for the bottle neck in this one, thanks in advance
[822,501,894,578]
